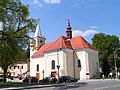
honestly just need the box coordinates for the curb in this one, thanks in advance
[78,79,120,83]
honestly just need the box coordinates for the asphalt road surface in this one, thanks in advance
[25,79,120,90]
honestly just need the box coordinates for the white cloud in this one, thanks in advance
[31,0,61,7]
[72,28,98,37]
[73,1,86,7]
[43,0,49,3]
[33,0,39,4]
[32,0,42,7]
[43,0,61,4]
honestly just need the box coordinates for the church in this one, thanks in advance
[30,20,99,80]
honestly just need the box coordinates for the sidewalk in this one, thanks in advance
[78,78,120,83]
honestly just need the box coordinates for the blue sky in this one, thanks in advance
[21,0,120,43]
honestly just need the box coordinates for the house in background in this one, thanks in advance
[30,20,99,80]
[0,59,29,80]
[8,59,30,78]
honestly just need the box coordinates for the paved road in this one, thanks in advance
[24,79,120,90]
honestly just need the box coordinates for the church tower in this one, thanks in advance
[30,23,46,58]
[34,24,46,49]
[66,20,72,39]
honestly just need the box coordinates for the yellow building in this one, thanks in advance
[30,20,99,80]
[0,60,29,79]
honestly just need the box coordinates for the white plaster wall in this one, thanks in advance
[75,50,88,80]
[87,49,99,78]
[63,49,74,77]
[75,48,99,80]
[44,50,65,79]
[30,49,74,80]
[30,48,99,80]
[30,56,45,80]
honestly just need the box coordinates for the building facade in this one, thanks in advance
[0,60,29,79]
[30,20,99,80]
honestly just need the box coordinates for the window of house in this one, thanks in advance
[37,64,39,71]
[14,66,16,69]
[21,65,23,69]
[78,59,81,68]
[18,66,19,69]
[51,60,55,69]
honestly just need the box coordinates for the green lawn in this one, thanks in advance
[0,82,30,88]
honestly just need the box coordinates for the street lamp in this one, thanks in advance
[114,48,120,79]
[57,65,60,82]
[57,48,61,82]
[42,70,44,79]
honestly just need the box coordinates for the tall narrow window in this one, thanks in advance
[51,60,55,69]
[37,64,39,71]
[14,66,16,69]
[78,59,81,68]
[21,65,23,69]
[18,66,19,69]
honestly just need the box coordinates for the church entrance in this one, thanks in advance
[51,71,56,77]
[36,73,40,80]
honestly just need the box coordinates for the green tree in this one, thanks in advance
[0,0,36,82]
[92,33,120,77]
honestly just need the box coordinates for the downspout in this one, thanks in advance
[73,50,75,78]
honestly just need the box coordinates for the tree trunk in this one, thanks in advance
[3,69,7,83]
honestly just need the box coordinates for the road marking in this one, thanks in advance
[94,86,108,90]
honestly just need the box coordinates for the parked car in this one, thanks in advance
[59,76,78,83]
[39,77,57,83]
[39,77,51,83]
[118,75,120,79]
[51,77,57,83]
[23,76,38,83]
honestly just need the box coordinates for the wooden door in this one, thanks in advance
[36,73,40,80]
[51,71,56,77]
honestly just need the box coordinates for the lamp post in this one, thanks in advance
[57,48,61,83]
[42,70,44,79]
[57,65,60,82]
[114,48,120,79]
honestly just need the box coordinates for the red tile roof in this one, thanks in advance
[32,43,53,58]
[70,36,96,50]
[45,36,73,51]
[32,36,97,58]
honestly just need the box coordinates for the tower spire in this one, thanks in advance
[66,19,72,39]
[34,20,42,37]
[33,20,46,49]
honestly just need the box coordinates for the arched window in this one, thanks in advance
[51,60,55,69]
[37,64,39,71]
[78,59,81,68]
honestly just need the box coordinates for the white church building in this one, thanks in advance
[30,20,99,80]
